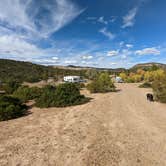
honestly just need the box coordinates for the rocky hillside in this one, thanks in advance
[131,62,166,70]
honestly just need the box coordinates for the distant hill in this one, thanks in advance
[131,62,166,71]
[0,59,165,83]
[0,59,56,83]
[54,65,126,73]
[54,65,90,71]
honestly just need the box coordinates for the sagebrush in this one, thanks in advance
[36,83,89,108]
[13,86,42,102]
[152,73,166,103]
[0,96,27,121]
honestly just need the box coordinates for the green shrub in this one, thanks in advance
[125,78,135,83]
[139,82,152,88]
[35,85,57,108]
[0,96,27,121]
[74,83,85,90]
[36,83,88,108]
[13,86,42,102]
[85,69,99,80]
[152,74,166,103]
[87,73,116,93]
[54,83,88,107]
[3,80,20,94]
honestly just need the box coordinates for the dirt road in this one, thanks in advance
[0,83,166,166]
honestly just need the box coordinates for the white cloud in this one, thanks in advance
[122,7,138,28]
[121,55,127,59]
[81,61,91,65]
[110,62,117,65]
[52,57,59,60]
[126,44,133,48]
[135,47,160,55]
[0,0,84,64]
[119,41,125,47]
[109,16,117,23]
[87,16,116,25]
[107,50,119,57]
[64,60,77,64]
[33,58,59,65]
[0,0,34,32]
[106,48,132,60]
[82,55,93,60]
[99,27,115,40]
[98,17,108,25]
[0,34,64,65]
[86,17,97,20]
[0,35,42,57]
[81,61,98,66]
[121,49,132,58]
[0,0,84,38]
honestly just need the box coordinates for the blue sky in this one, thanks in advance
[0,0,166,68]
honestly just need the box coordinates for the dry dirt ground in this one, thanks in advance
[0,83,166,166]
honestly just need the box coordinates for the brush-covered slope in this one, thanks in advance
[0,59,55,83]
[0,59,87,83]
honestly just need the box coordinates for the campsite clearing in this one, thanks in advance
[0,83,166,166]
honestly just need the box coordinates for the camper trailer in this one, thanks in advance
[115,76,123,83]
[111,75,123,83]
[63,76,83,83]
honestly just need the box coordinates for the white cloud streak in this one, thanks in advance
[64,60,77,64]
[0,35,42,57]
[122,7,138,28]
[107,50,119,57]
[126,44,133,48]
[135,47,160,55]
[98,17,108,25]
[0,0,83,38]
[0,0,84,64]
[110,62,117,65]
[99,27,115,40]
[82,55,93,60]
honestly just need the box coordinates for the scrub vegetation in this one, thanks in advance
[36,83,89,108]
[119,65,166,103]
[152,73,166,103]
[87,73,116,93]
[0,96,27,121]
[0,59,87,83]
[0,60,166,122]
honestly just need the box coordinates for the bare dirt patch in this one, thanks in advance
[0,83,166,166]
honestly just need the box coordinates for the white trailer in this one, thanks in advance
[115,76,123,83]
[63,76,82,83]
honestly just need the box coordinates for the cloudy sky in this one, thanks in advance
[0,0,166,68]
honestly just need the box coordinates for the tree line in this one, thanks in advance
[119,65,166,103]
